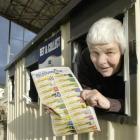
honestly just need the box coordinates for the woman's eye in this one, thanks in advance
[92,52,99,55]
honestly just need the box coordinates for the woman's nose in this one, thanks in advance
[97,54,107,65]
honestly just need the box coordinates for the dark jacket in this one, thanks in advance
[78,47,125,113]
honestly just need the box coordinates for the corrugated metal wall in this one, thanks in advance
[7,21,137,140]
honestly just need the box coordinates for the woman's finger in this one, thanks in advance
[80,90,91,100]
[86,95,98,106]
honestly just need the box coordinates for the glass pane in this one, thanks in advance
[0,16,9,85]
[24,29,36,42]
[11,22,23,40]
[10,39,23,61]
[0,17,9,65]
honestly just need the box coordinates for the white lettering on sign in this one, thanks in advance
[39,35,60,57]
[40,47,45,57]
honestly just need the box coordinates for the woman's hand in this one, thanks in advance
[80,89,110,110]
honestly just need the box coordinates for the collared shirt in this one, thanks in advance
[78,47,125,113]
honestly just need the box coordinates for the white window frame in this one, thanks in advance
[123,11,131,116]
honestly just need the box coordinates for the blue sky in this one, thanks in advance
[0,16,36,86]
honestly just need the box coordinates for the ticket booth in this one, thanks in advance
[5,0,140,140]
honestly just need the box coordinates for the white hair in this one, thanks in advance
[86,17,126,54]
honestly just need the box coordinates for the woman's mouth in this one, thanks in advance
[100,67,110,72]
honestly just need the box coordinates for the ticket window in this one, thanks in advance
[25,63,39,104]
[9,75,15,102]
[71,10,137,124]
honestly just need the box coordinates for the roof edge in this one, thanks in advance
[5,0,82,70]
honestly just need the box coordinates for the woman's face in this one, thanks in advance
[90,42,122,77]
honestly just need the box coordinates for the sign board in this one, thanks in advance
[39,32,61,68]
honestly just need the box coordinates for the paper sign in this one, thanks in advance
[31,67,100,136]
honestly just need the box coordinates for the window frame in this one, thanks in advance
[9,75,15,103]
[71,7,137,124]
[98,7,137,124]
[24,62,39,107]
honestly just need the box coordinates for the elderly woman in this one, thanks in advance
[78,17,126,113]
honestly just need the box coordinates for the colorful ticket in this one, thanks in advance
[31,67,100,136]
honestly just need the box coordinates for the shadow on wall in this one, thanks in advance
[7,107,107,140]
[8,108,55,140]
[8,107,128,140]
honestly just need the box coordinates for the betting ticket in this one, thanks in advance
[31,67,100,136]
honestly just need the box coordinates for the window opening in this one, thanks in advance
[26,63,39,103]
